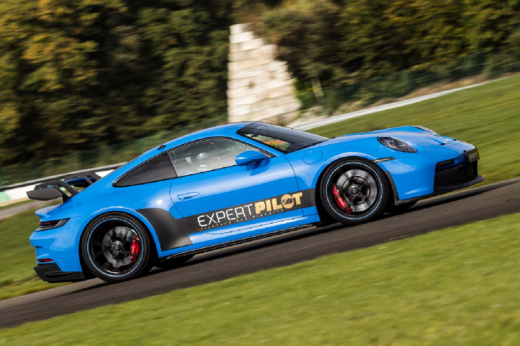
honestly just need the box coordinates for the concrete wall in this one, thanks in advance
[228,24,301,124]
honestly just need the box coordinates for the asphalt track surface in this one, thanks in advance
[1,178,520,329]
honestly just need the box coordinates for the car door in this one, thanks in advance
[168,137,305,235]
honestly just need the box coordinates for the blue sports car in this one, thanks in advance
[28,122,482,283]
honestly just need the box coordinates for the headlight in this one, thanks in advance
[412,125,436,134]
[378,137,417,153]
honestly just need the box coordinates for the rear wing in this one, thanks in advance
[27,171,101,202]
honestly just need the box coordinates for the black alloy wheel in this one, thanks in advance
[82,213,153,283]
[320,158,389,225]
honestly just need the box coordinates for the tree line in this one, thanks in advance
[0,0,519,167]
[259,0,520,105]
[0,0,231,166]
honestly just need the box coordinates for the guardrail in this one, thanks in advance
[0,163,125,204]
[0,163,125,193]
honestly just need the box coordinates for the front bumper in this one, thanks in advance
[34,263,86,283]
[387,170,484,205]
[434,161,482,194]
[380,143,484,204]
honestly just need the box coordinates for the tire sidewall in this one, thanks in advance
[320,158,388,225]
[81,213,152,283]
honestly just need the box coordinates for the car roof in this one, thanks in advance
[116,122,254,174]
[161,122,253,149]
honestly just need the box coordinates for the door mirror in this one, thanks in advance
[235,151,268,166]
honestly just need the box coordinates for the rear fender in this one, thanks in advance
[78,207,164,258]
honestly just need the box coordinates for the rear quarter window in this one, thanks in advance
[115,154,177,187]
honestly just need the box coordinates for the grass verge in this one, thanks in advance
[1,213,520,345]
[0,210,66,301]
[310,74,520,185]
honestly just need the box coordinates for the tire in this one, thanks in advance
[386,201,416,214]
[156,255,194,270]
[319,158,389,225]
[81,213,154,283]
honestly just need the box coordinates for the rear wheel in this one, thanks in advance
[82,213,153,283]
[320,158,389,225]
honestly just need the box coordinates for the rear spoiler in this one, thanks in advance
[27,171,101,202]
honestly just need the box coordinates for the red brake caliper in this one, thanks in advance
[130,236,141,263]
[332,185,352,214]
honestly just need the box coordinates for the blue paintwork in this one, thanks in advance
[169,154,301,223]
[29,123,480,276]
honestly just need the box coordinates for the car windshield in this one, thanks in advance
[237,123,328,153]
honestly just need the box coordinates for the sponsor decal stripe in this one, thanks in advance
[183,189,316,234]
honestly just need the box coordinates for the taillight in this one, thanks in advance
[37,219,69,231]
[39,258,54,263]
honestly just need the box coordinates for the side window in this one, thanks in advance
[115,154,177,187]
[168,138,259,177]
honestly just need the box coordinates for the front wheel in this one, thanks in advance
[319,159,389,225]
[81,213,154,283]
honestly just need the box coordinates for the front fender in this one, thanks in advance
[287,148,381,193]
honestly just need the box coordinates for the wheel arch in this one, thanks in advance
[313,156,395,224]
[78,210,161,276]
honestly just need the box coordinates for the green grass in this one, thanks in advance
[310,74,520,185]
[2,213,520,345]
[0,210,65,301]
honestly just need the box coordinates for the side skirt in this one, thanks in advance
[160,223,319,263]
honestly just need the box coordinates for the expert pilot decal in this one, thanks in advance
[191,191,310,231]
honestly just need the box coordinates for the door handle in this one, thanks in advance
[177,192,199,200]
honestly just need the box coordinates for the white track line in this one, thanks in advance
[294,77,509,131]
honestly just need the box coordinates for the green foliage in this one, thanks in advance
[260,1,344,84]
[259,0,520,107]
[1,0,520,170]
[0,0,232,168]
